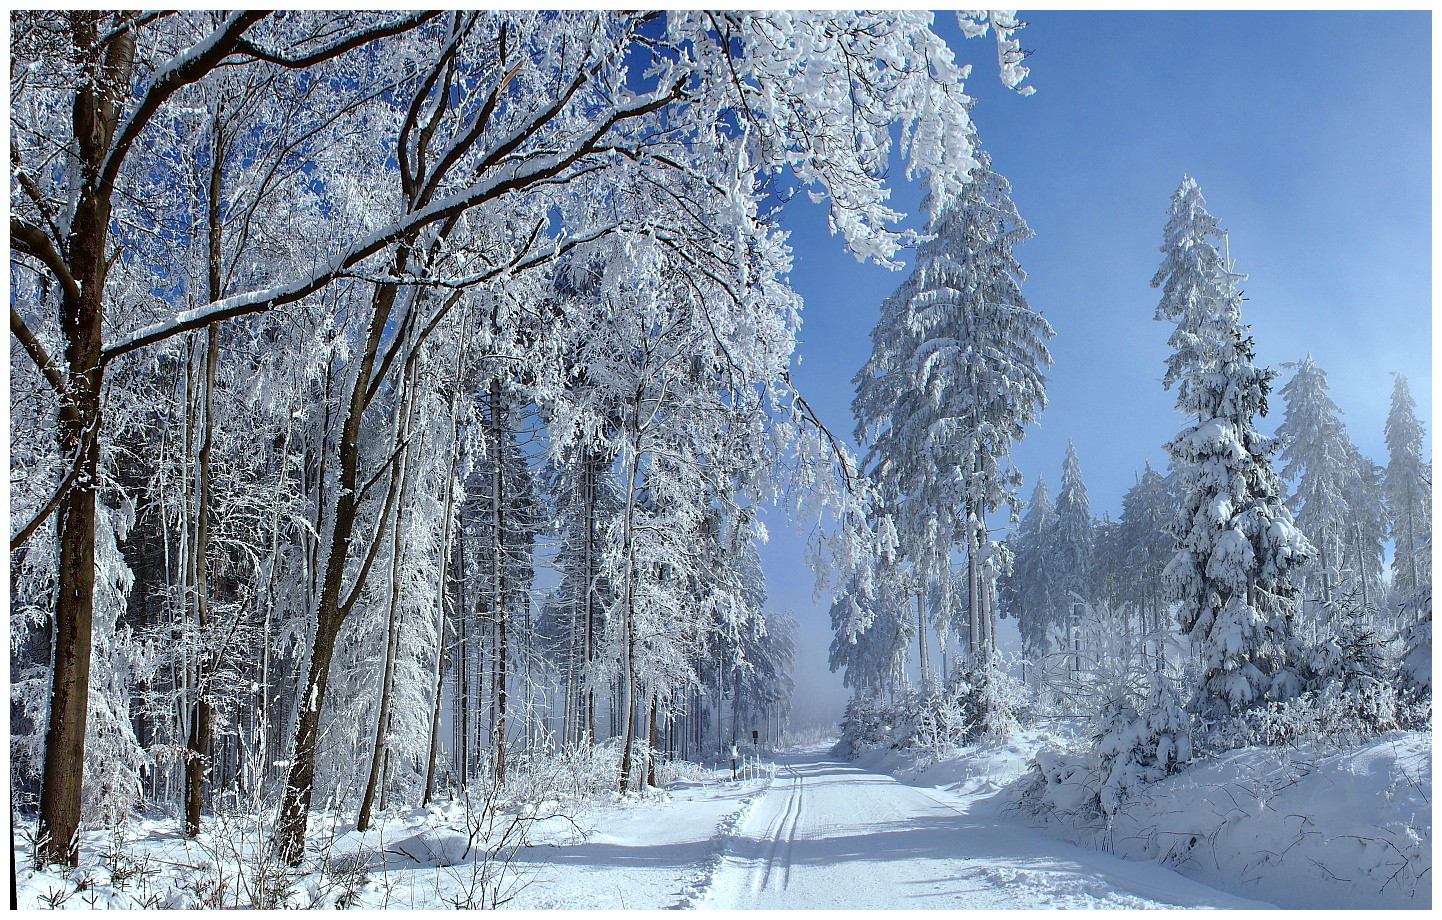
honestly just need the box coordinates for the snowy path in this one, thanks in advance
[501,777,765,909]
[697,747,1271,910]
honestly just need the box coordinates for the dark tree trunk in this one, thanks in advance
[358,368,417,831]
[488,379,509,781]
[646,693,659,787]
[184,323,220,837]
[274,267,402,867]
[36,12,135,867]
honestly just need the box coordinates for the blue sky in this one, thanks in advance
[765,10,1432,730]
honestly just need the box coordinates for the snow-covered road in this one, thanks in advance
[697,747,1270,910]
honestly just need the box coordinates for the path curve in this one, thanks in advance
[697,747,1271,910]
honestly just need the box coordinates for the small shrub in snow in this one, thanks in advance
[837,660,1027,760]
[1022,674,1193,819]
[1018,745,1102,822]
[1094,676,1192,815]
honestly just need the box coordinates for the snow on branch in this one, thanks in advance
[957,10,1036,96]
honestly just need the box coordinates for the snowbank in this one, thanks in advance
[1013,730,1431,909]
[857,727,1430,909]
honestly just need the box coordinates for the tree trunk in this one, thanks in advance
[915,588,929,685]
[357,364,418,831]
[967,508,981,665]
[646,692,659,787]
[274,260,404,867]
[617,443,643,793]
[488,379,509,782]
[582,453,599,742]
[185,122,226,835]
[36,12,135,867]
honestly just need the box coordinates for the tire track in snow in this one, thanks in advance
[781,767,804,888]
[756,774,800,893]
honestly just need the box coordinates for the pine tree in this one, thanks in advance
[1001,477,1059,661]
[1151,176,1311,727]
[853,144,1052,675]
[1384,374,1432,600]
[1276,355,1387,634]
[1053,441,1094,672]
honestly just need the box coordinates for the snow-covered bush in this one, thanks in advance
[835,693,901,758]
[1017,744,1102,822]
[836,661,1026,760]
[1094,676,1192,815]
[1228,680,1419,749]
[1021,674,1193,818]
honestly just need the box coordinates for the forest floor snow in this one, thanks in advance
[864,726,1432,910]
[12,761,769,910]
[15,731,1427,909]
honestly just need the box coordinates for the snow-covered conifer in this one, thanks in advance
[1001,477,1060,661]
[853,144,1052,676]
[1384,374,1432,599]
[1094,674,1192,815]
[1053,441,1094,670]
[1152,177,1311,728]
[1276,356,1387,635]
[1117,464,1177,666]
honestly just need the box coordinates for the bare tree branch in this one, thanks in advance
[100,77,688,364]
[10,306,74,411]
[10,218,80,306]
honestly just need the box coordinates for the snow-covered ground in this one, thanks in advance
[699,743,1264,909]
[13,763,770,910]
[864,727,1432,910]
[15,732,1428,910]
[1016,731,1432,909]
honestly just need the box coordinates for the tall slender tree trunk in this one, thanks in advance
[617,442,643,793]
[274,262,405,867]
[36,13,135,867]
[915,588,929,685]
[357,364,418,831]
[185,112,228,837]
[488,379,510,781]
[422,603,448,803]
[646,692,659,787]
[183,325,218,838]
[582,454,598,742]
[421,330,468,801]
[966,507,981,664]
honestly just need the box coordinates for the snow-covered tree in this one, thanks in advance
[1276,356,1387,637]
[1053,441,1094,671]
[830,575,912,695]
[1384,374,1432,600]
[1151,176,1311,729]
[1001,477,1060,662]
[1115,464,1177,667]
[1094,674,1192,815]
[853,144,1052,679]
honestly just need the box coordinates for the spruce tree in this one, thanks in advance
[1384,374,1432,599]
[1152,177,1312,727]
[853,144,1052,673]
[1276,355,1387,632]
[1117,463,1176,665]
[1053,441,1094,672]
[1002,477,1059,662]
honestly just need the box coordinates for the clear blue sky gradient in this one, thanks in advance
[765,10,1432,730]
